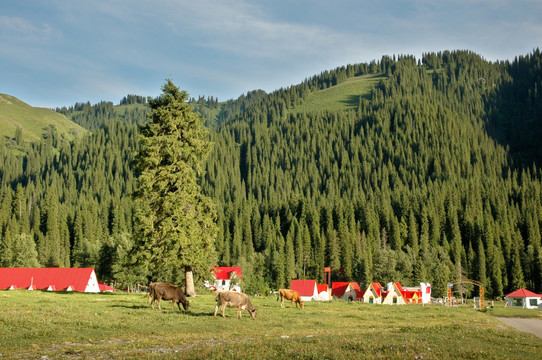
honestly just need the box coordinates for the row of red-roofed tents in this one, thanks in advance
[289,279,431,304]
[0,267,114,293]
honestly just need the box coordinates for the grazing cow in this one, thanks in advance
[149,282,190,312]
[278,289,304,309]
[147,282,170,306]
[214,291,257,319]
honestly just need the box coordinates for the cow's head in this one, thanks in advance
[249,308,257,319]
[182,299,190,311]
[299,299,305,309]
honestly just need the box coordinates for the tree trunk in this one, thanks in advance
[185,265,196,297]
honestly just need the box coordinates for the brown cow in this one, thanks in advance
[278,289,304,308]
[147,282,169,306]
[214,291,257,319]
[149,282,190,312]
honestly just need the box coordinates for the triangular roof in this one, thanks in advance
[290,279,318,296]
[505,288,541,298]
[370,282,383,297]
[350,282,364,299]
[211,267,242,280]
[403,290,422,299]
[332,282,364,298]
[0,268,99,292]
[331,282,350,297]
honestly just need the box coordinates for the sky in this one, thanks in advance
[1,0,541,109]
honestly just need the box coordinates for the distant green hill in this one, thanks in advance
[0,94,88,143]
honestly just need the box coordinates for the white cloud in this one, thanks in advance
[0,15,59,42]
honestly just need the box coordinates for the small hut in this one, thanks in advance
[363,282,383,304]
[505,288,542,309]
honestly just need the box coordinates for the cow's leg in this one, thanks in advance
[280,295,284,308]
[171,300,175,312]
[221,304,226,318]
[157,296,162,310]
[237,306,242,319]
[214,304,219,317]
[290,299,294,308]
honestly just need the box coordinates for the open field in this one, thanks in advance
[0,291,541,359]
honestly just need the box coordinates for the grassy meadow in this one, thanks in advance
[0,290,541,359]
[291,74,385,114]
[0,94,88,143]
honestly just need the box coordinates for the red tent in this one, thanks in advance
[0,267,100,293]
[290,279,318,300]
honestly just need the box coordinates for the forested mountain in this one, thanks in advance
[1,50,541,298]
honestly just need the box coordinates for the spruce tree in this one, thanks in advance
[132,80,217,296]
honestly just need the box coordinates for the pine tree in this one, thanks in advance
[11,233,40,267]
[132,80,217,296]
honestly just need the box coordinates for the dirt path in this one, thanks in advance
[497,317,542,339]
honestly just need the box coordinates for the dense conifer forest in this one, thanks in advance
[1,50,541,298]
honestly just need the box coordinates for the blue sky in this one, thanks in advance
[1,0,541,108]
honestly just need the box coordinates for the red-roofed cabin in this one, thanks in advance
[332,282,364,301]
[402,283,431,304]
[206,267,243,293]
[505,288,542,309]
[0,267,101,293]
[290,280,318,302]
[383,282,406,305]
[363,282,383,304]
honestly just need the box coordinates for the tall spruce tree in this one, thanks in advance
[132,80,217,296]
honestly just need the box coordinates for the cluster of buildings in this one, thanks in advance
[3,266,541,310]
[205,267,432,305]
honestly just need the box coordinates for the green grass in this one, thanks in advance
[0,291,540,359]
[485,303,542,319]
[291,74,385,114]
[0,94,88,143]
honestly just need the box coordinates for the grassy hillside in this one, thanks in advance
[0,93,88,143]
[0,291,540,359]
[292,73,385,113]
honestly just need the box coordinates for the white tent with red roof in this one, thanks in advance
[290,279,318,302]
[206,267,243,293]
[505,288,542,309]
[331,282,364,301]
[0,267,100,293]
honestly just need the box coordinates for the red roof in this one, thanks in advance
[370,282,383,297]
[99,283,115,292]
[211,267,242,280]
[394,282,404,294]
[0,267,98,292]
[505,288,542,298]
[350,282,364,299]
[331,282,350,296]
[403,290,422,299]
[290,279,317,297]
[317,284,328,293]
[331,282,363,298]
